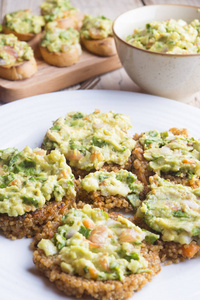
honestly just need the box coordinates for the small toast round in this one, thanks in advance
[40,44,81,67]
[2,25,35,41]
[0,57,37,81]
[81,36,116,57]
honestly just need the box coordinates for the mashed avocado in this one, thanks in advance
[126,19,200,54]
[38,204,159,280]
[139,130,200,178]
[137,175,200,244]
[81,170,143,209]
[0,146,75,217]
[4,9,45,34]
[42,110,135,171]
[80,15,113,40]
[41,0,77,22]
[41,22,80,53]
[0,34,33,66]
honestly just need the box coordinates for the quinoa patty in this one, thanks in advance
[0,198,75,239]
[33,206,161,300]
[75,170,144,212]
[33,243,161,300]
[131,128,200,189]
[42,110,135,178]
[134,216,200,264]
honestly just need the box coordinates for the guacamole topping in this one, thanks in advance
[139,130,200,178]
[41,0,77,22]
[38,204,159,280]
[126,19,200,54]
[80,15,113,40]
[4,9,45,34]
[41,22,80,53]
[81,170,143,209]
[0,146,75,217]
[0,34,33,66]
[43,110,135,171]
[137,175,200,244]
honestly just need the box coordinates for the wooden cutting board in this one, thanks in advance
[0,34,121,103]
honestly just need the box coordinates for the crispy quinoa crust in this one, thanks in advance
[32,212,161,300]
[75,179,134,212]
[0,198,76,240]
[131,129,200,189]
[33,244,160,300]
[71,157,132,179]
[131,133,153,191]
[134,216,200,264]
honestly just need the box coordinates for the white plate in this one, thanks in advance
[0,90,200,300]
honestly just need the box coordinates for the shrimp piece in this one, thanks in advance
[89,28,105,40]
[66,150,83,161]
[34,149,46,156]
[119,229,138,244]
[99,253,110,271]
[89,225,108,246]
[58,169,69,179]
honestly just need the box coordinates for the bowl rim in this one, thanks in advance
[112,4,200,57]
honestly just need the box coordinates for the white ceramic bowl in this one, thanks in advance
[113,5,200,100]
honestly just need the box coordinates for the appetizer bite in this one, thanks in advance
[42,110,135,177]
[80,15,116,56]
[40,22,81,67]
[126,19,200,54]
[135,175,200,263]
[40,0,84,30]
[76,170,144,212]
[33,205,160,300]
[0,34,37,80]
[2,9,45,41]
[132,128,200,187]
[0,146,76,239]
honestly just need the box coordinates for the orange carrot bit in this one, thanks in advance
[181,243,200,259]
[9,178,21,186]
[83,219,95,229]
[88,267,98,280]
[182,159,196,165]
[90,151,103,162]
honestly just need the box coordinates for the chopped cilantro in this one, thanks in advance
[172,210,189,218]
[22,196,39,207]
[83,266,89,273]
[71,112,84,120]
[79,226,91,238]
[51,124,61,131]
[92,136,108,148]
[98,174,109,182]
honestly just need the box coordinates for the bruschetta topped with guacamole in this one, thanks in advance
[80,15,116,56]
[0,33,37,80]
[3,9,45,41]
[41,0,84,30]
[40,22,81,67]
